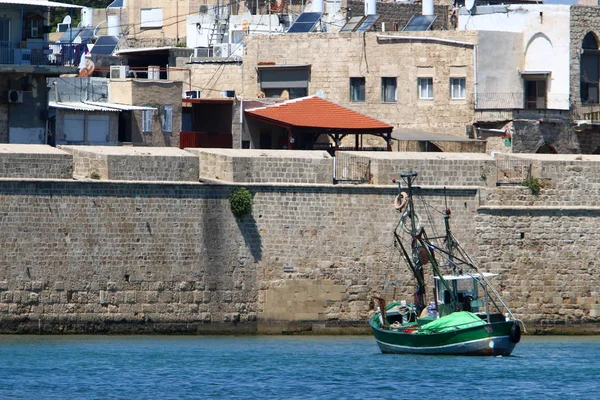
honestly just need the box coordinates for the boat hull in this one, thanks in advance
[371,321,517,356]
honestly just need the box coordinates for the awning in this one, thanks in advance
[245,95,393,134]
[521,71,551,80]
[255,64,311,70]
[85,102,157,111]
[392,128,484,142]
[114,47,177,55]
[0,0,83,8]
[49,101,157,112]
[49,101,120,112]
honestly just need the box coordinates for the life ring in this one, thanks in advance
[394,192,408,211]
[78,58,95,78]
[400,210,424,234]
[509,323,521,344]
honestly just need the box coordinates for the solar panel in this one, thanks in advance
[59,28,81,43]
[355,14,380,33]
[108,0,124,8]
[339,16,365,33]
[403,15,437,32]
[90,36,120,55]
[287,12,323,33]
[78,29,94,42]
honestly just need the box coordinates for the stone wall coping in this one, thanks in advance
[479,205,600,211]
[186,148,332,159]
[0,144,71,155]
[343,151,493,160]
[0,177,202,186]
[497,153,600,161]
[60,146,195,157]
[199,177,480,191]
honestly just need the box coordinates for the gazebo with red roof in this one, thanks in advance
[244,96,394,152]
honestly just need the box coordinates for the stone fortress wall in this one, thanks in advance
[0,145,599,334]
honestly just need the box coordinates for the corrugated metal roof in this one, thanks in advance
[50,101,158,112]
[49,101,119,112]
[0,0,83,8]
[114,47,177,55]
[85,102,158,111]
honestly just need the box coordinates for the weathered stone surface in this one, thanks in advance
[0,152,599,334]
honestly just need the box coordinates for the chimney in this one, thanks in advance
[423,0,434,16]
[365,0,376,16]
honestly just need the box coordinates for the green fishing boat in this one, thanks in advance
[370,172,523,356]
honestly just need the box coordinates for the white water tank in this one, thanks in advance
[107,15,120,37]
[81,8,93,27]
[312,0,324,13]
[422,0,434,16]
[365,0,376,16]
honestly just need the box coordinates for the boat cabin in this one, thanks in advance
[434,273,498,316]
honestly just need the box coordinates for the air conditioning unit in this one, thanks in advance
[8,90,23,104]
[13,49,31,65]
[184,90,201,99]
[193,47,210,58]
[213,43,230,58]
[220,90,235,98]
[110,65,129,79]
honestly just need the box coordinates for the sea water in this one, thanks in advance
[0,335,598,400]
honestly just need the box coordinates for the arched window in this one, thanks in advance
[581,32,600,103]
[536,143,558,154]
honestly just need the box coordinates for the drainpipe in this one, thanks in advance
[376,35,478,110]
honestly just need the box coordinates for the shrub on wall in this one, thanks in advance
[230,187,252,218]
[523,176,541,195]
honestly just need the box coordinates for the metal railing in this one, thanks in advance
[496,156,532,185]
[0,40,78,66]
[475,92,570,110]
[334,155,371,184]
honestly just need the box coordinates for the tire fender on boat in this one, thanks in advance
[509,323,521,344]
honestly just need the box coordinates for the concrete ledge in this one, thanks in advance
[0,144,73,179]
[187,149,333,184]
[60,145,199,182]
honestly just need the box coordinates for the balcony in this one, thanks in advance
[0,40,79,73]
[475,92,571,122]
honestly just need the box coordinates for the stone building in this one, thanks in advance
[49,77,182,147]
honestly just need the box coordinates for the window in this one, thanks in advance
[450,78,466,99]
[0,18,10,41]
[30,20,40,38]
[258,66,309,100]
[350,77,365,102]
[140,8,163,29]
[381,77,397,103]
[162,105,173,132]
[418,77,433,100]
[142,110,153,133]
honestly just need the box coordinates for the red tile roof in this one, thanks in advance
[244,96,393,132]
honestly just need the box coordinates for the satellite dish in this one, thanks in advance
[63,15,72,25]
[316,90,324,99]
[465,0,475,12]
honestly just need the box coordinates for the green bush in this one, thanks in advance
[230,187,252,217]
[523,176,541,195]
[89,171,101,180]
